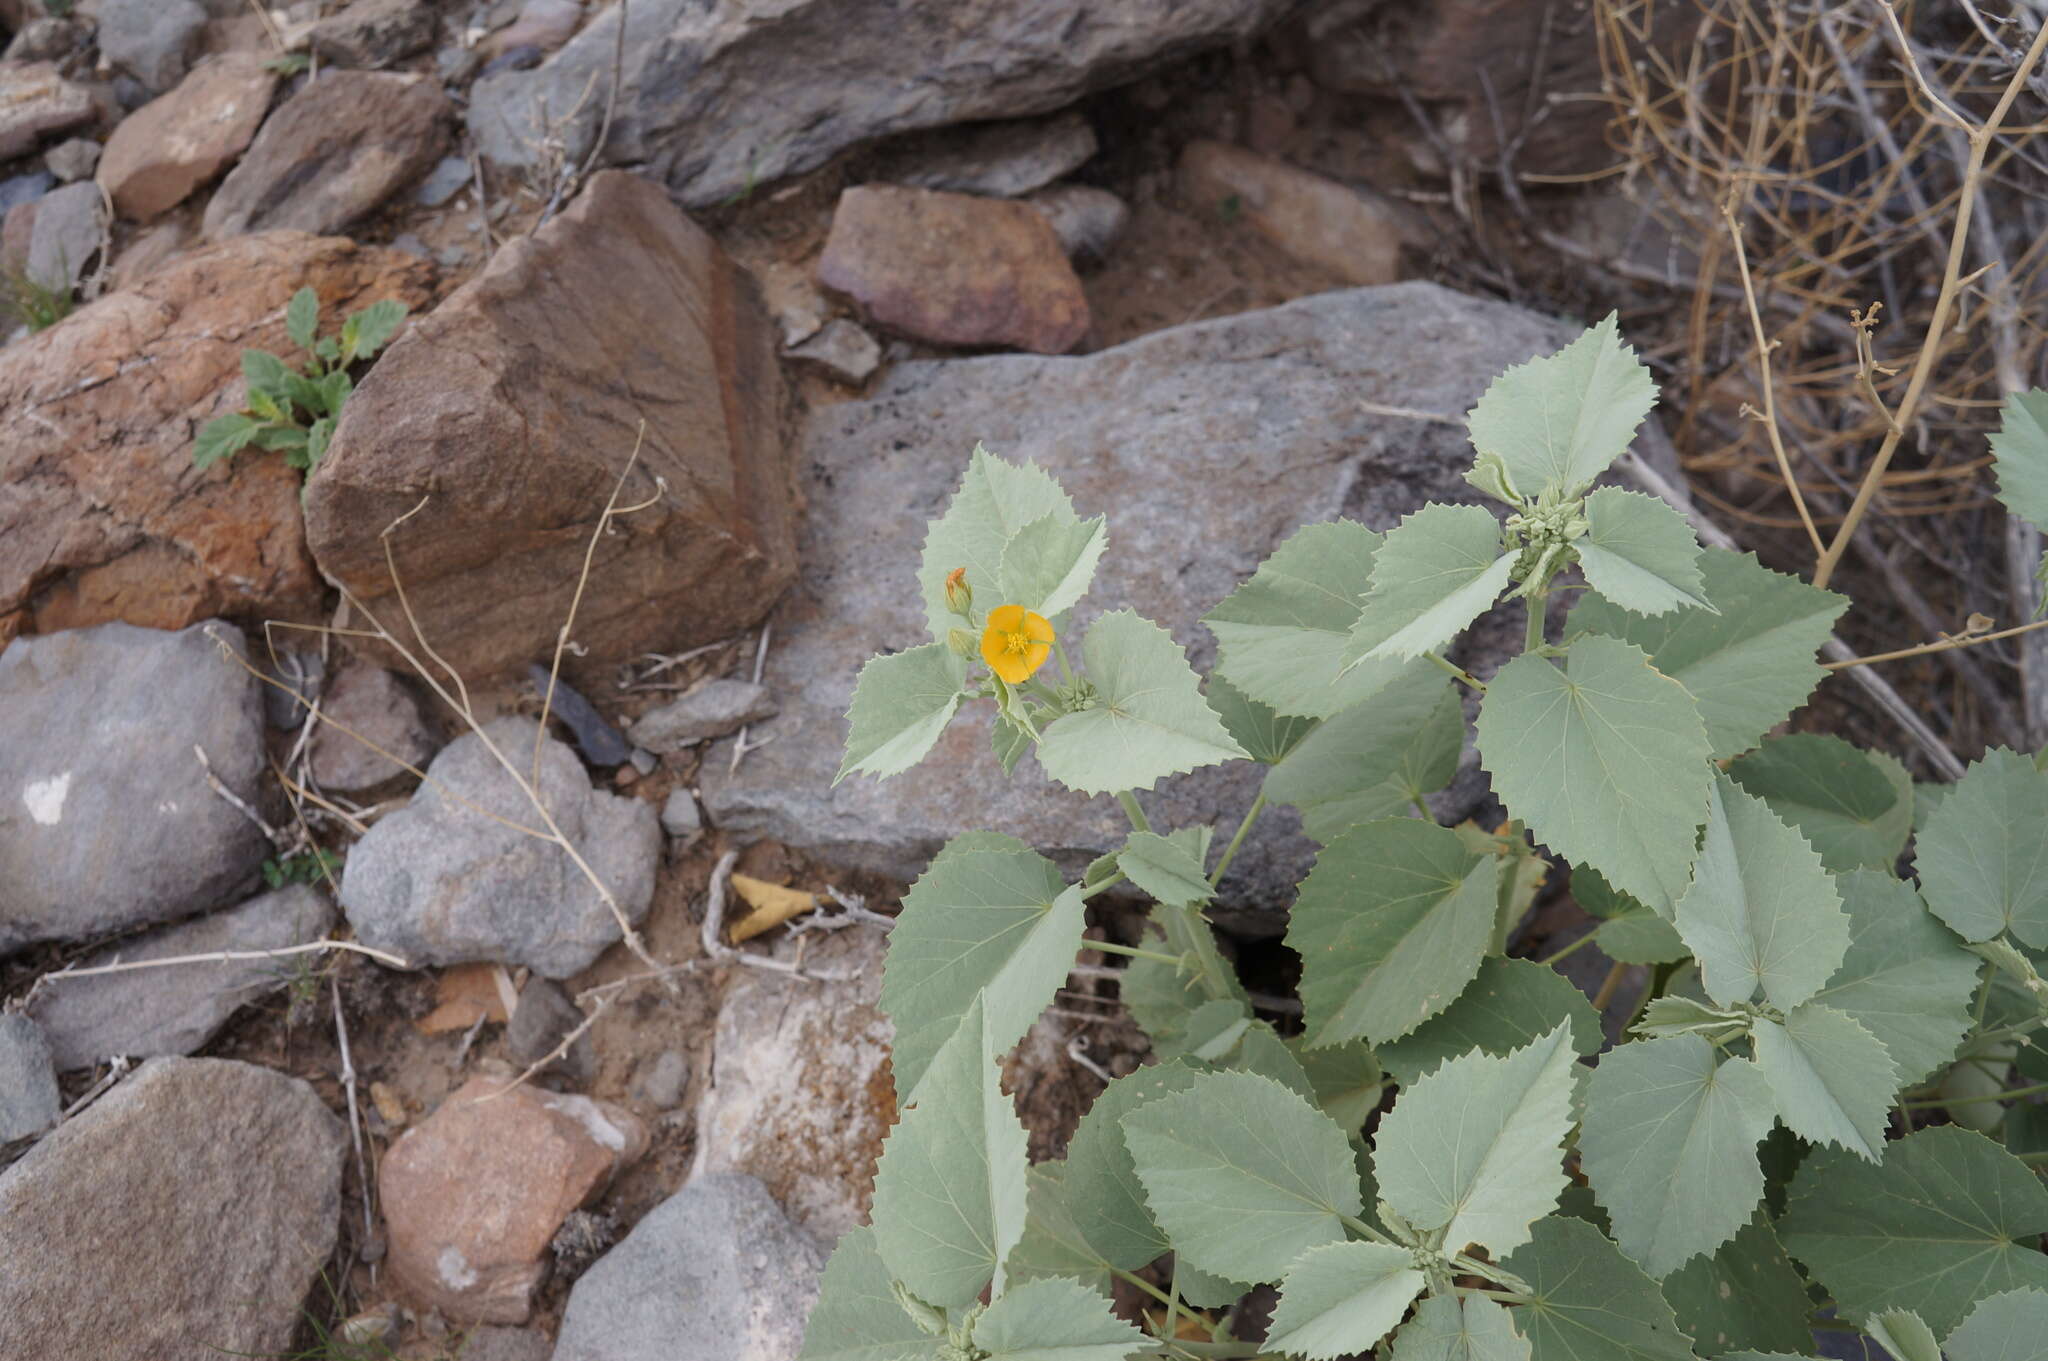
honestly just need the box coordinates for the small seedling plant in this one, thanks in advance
[802,317,2048,1361]
[193,286,407,475]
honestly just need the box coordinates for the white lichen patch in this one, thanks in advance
[437,1245,478,1289]
[23,773,71,826]
[543,1093,627,1152]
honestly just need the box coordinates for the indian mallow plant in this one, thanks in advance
[800,316,2048,1361]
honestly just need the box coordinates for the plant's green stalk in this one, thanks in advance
[1524,588,1548,654]
[1024,678,1065,708]
[1902,1077,2048,1110]
[1145,1342,1273,1360]
[1423,652,1486,692]
[1163,1256,1188,1354]
[1091,940,1195,968]
[2016,1149,2048,1165]
[1539,929,1599,967]
[1337,1212,1401,1248]
[1974,965,1996,1031]
[1111,1266,1177,1310]
[1209,793,1267,887]
[1119,790,1153,834]
[1054,636,1078,686]
[1082,870,1128,899]
[1453,1286,1531,1304]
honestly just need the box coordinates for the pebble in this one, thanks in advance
[785,317,881,387]
[659,788,702,846]
[504,977,595,1088]
[415,153,472,207]
[308,661,441,793]
[42,137,98,182]
[1025,182,1131,264]
[630,1048,690,1110]
[628,679,778,752]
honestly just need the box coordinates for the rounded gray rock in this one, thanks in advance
[97,0,207,94]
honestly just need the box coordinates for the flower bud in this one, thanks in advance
[944,567,972,617]
[946,627,976,658]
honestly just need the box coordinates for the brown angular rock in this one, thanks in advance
[0,232,435,646]
[203,70,452,239]
[381,1076,649,1324]
[98,53,278,220]
[817,184,1089,354]
[0,61,95,160]
[1178,139,1419,286]
[307,0,437,69]
[304,170,798,685]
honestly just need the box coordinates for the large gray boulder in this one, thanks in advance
[0,621,267,954]
[553,1172,825,1361]
[700,283,1623,913]
[0,1057,345,1356]
[468,0,1300,206]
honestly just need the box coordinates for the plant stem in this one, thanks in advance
[1119,790,1153,835]
[1112,1266,1176,1310]
[1539,929,1599,967]
[1091,940,1193,968]
[1054,636,1078,686]
[1082,870,1128,899]
[1591,959,1630,1011]
[1209,793,1266,887]
[1338,1212,1401,1248]
[1524,588,1548,654]
[1424,651,1486,692]
[1902,1077,2048,1111]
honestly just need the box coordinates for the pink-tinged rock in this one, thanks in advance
[380,1076,649,1324]
[1178,139,1420,286]
[0,61,95,160]
[98,53,279,220]
[817,183,1089,354]
[303,170,799,686]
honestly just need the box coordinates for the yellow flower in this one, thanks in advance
[980,604,1055,685]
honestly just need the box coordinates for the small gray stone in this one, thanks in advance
[414,153,471,207]
[1026,183,1130,263]
[0,621,268,955]
[97,0,207,94]
[529,663,633,768]
[308,661,440,793]
[22,177,104,293]
[27,885,335,1072]
[630,1048,688,1110]
[504,977,594,1087]
[552,1172,824,1361]
[0,1015,60,1143]
[0,170,53,214]
[460,1327,556,1361]
[390,232,432,258]
[338,716,660,977]
[658,788,701,845]
[785,318,880,387]
[869,110,1097,198]
[42,137,99,183]
[629,679,776,752]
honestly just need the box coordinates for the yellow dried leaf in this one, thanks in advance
[728,872,818,943]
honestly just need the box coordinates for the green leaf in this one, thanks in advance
[1376,956,1602,1087]
[998,513,1108,622]
[242,347,295,401]
[1946,1289,2048,1361]
[305,415,335,468]
[1122,1070,1362,1284]
[993,714,1031,776]
[1918,748,2048,947]
[1062,1064,1203,1270]
[921,445,1085,641]
[1566,549,1847,760]
[970,1277,1147,1360]
[1117,828,1213,908]
[1500,1215,1697,1361]
[344,298,406,360]
[1674,775,1849,1011]
[1264,1242,1426,1359]
[285,286,319,353]
[1004,1164,1115,1298]
[1580,1036,1775,1277]
[1206,674,1317,765]
[1291,818,1500,1048]
[1037,611,1247,795]
[1119,903,1247,1056]
[1751,1004,1896,1160]
[1388,1296,1533,1361]
[1175,1262,1252,1310]
[193,412,264,469]
[256,423,311,467]
[1574,488,1713,616]
[319,367,352,414]
[1478,636,1712,917]
[799,1226,948,1361]
[1343,504,1515,666]
[1374,1024,1578,1258]
[870,995,1029,1308]
[1575,867,1688,964]
[1781,1126,2048,1334]
[1660,1215,1814,1357]
[1807,870,1981,1086]
[284,369,326,417]
[1209,1016,1319,1107]
[881,835,1087,1106]
[836,643,968,785]
[1465,312,1657,497]
[314,335,340,362]
[1991,390,2048,534]
[1869,1312,1943,1361]
[1724,734,1913,873]
[1205,520,1409,719]
[1289,1038,1384,1133]
[1265,675,1463,844]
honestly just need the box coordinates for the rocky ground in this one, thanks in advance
[0,1,1692,1356]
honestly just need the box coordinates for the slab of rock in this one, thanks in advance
[15,178,104,293]
[338,716,661,976]
[629,679,776,752]
[479,0,582,61]
[689,929,889,1243]
[1179,140,1419,285]
[203,70,452,239]
[0,232,433,644]
[699,283,1630,910]
[1026,183,1130,264]
[27,885,335,1071]
[468,0,1297,205]
[818,185,1088,354]
[0,621,267,953]
[461,1327,558,1361]
[98,0,206,95]
[785,318,880,387]
[869,111,1097,197]
[3,17,88,63]
[381,1075,648,1324]
[0,1014,61,1143]
[0,61,96,160]
[98,53,279,220]
[553,1172,825,1361]
[308,0,437,68]
[309,661,440,792]
[527,664,632,768]
[304,171,798,687]
[0,1057,345,1356]
[43,136,98,181]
